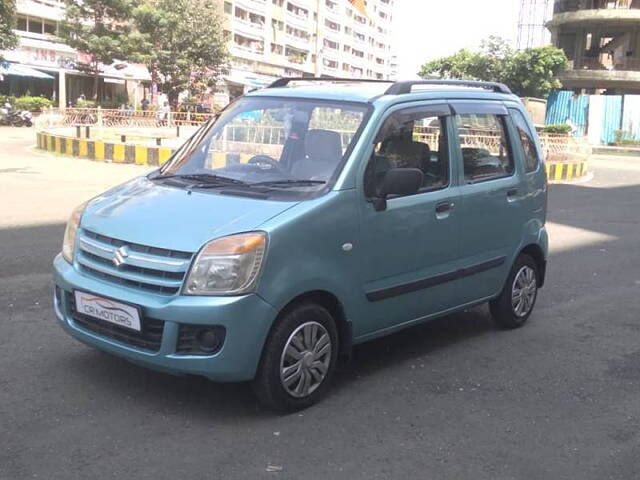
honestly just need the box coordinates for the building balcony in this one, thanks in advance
[559,57,640,88]
[549,0,640,26]
[284,33,310,50]
[232,17,266,37]
[234,0,267,14]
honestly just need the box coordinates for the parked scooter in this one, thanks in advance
[0,102,33,127]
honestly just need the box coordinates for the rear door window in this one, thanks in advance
[455,113,514,183]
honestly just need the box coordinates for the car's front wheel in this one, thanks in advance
[253,302,338,412]
[489,253,539,329]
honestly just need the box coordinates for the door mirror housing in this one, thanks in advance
[372,168,424,211]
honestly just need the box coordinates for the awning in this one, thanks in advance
[0,62,54,80]
[225,69,276,88]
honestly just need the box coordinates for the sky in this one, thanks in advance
[391,0,521,78]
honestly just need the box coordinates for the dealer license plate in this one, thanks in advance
[74,290,142,332]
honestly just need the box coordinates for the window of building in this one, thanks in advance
[272,19,284,31]
[27,17,43,34]
[323,58,338,69]
[249,12,265,26]
[352,49,364,58]
[455,114,514,183]
[285,46,307,64]
[272,0,284,6]
[287,2,309,19]
[234,34,264,54]
[324,38,338,50]
[286,25,309,41]
[510,109,540,173]
[271,43,284,55]
[17,16,27,31]
[324,19,340,31]
[224,1,232,13]
[366,111,449,197]
[43,21,56,34]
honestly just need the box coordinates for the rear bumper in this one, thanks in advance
[53,254,277,381]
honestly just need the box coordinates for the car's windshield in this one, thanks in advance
[158,97,369,193]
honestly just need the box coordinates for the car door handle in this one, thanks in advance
[435,201,454,215]
[506,188,519,202]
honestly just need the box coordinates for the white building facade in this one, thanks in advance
[217,0,396,93]
[1,0,150,108]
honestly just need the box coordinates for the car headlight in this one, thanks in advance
[184,232,267,296]
[62,202,86,263]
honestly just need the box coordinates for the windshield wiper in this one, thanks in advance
[251,179,327,188]
[151,173,248,186]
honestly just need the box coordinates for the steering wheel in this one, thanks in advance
[248,155,284,173]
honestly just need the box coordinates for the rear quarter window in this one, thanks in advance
[510,109,540,173]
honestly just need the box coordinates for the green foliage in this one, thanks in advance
[13,96,53,112]
[76,99,98,108]
[0,95,53,111]
[0,0,18,59]
[541,124,572,134]
[502,46,568,98]
[419,36,568,98]
[613,130,640,145]
[58,0,142,98]
[133,0,229,107]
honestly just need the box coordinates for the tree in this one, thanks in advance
[502,46,568,98]
[134,0,228,107]
[59,0,141,100]
[0,0,18,60]
[419,36,568,98]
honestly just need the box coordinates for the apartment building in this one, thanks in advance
[0,0,149,108]
[217,0,396,91]
[548,0,640,93]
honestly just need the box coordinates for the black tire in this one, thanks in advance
[489,253,539,330]
[252,303,339,413]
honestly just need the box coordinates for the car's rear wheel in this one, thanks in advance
[489,254,539,329]
[252,303,338,412]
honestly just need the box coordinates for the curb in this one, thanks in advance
[36,131,174,166]
[545,161,589,183]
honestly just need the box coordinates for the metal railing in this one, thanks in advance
[35,108,590,161]
[35,107,216,130]
[554,0,639,13]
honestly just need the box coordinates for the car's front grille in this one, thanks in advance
[68,294,164,352]
[76,229,193,296]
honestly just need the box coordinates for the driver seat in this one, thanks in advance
[290,129,343,180]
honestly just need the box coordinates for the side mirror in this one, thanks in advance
[372,168,424,211]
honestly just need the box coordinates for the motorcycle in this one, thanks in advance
[0,103,33,127]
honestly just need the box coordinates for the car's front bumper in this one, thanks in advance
[53,254,277,381]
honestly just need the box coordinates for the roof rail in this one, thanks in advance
[384,80,512,95]
[267,77,393,89]
[265,77,512,95]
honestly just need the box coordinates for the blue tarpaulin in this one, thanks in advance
[545,91,589,136]
[600,96,623,144]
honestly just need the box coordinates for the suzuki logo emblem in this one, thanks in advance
[112,246,130,267]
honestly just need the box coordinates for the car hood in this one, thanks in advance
[81,177,298,253]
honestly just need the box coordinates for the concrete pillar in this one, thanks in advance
[58,70,66,109]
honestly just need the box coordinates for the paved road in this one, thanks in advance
[1,128,640,479]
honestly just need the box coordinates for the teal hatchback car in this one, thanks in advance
[54,79,548,411]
